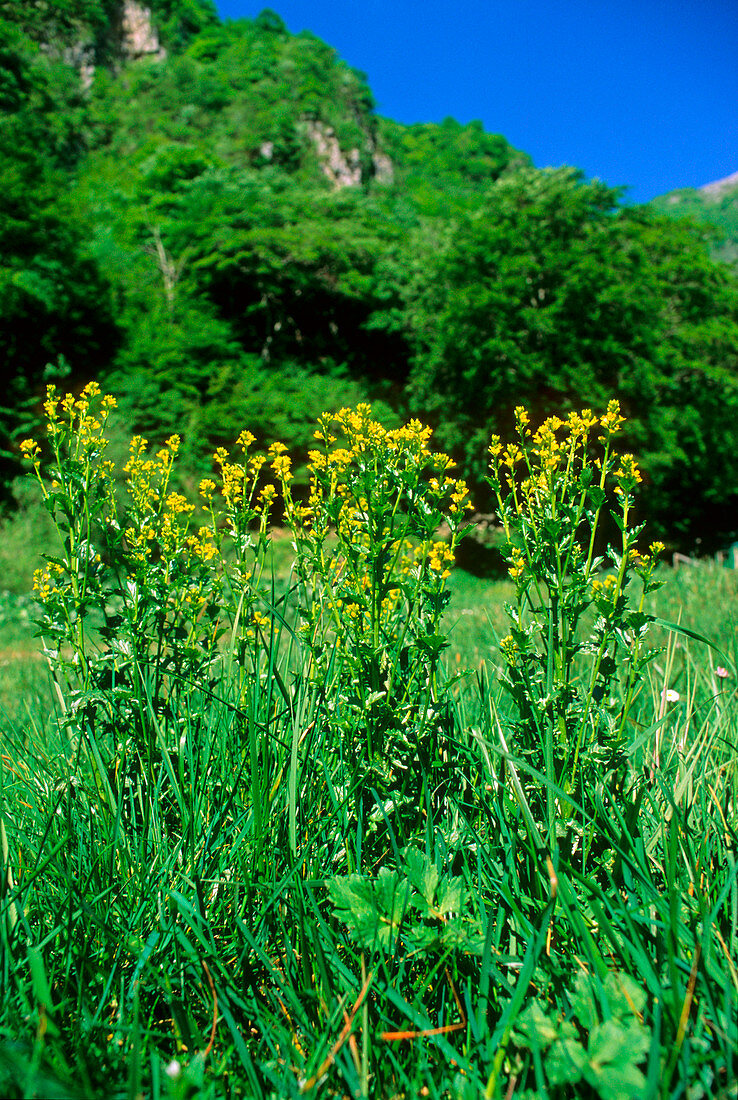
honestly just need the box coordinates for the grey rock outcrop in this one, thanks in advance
[305,121,394,190]
[119,1,166,61]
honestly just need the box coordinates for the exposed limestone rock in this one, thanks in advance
[305,120,394,189]
[56,1,165,88]
[306,121,362,188]
[59,40,97,89]
[372,152,394,184]
[120,0,166,61]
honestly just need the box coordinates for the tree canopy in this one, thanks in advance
[1,2,737,548]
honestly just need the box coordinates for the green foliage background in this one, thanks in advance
[1,0,738,549]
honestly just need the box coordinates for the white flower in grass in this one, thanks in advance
[164,1060,182,1079]
[664,688,680,703]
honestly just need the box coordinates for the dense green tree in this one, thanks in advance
[148,0,219,51]
[0,0,118,53]
[652,181,738,267]
[1,4,737,548]
[406,167,738,546]
[0,20,118,487]
[378,116,530,215]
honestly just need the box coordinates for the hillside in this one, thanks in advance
[2,2,738,550]
[651,171,738,265]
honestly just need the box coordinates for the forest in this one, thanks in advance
[3,0,738,549]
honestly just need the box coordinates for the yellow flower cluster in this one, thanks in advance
[186,529,219,563]
[124,435,180,515]
[209,436,272,534]
[305,406,470,530]
[214,447,246,508]
[566,408,598,440]
[286,405,472,661]
[613,454,642,497]
[19,438,41,465]
[32,561,64,601]
[22,383,118,473]
[628,541,665,580]
[427,541,455,579]
[599,398,625,439]
[385,419,434,456]
[489,401,628,507]
[590,573,619,601]
[499,633,519,666]
[118,434,222,570]
[271,452,293,483]
[508,546,527,580]
[236,430,256,451]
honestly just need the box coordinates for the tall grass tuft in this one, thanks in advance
[0,388,735,1098]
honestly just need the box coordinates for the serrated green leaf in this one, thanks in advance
[436,876,465,916]
[328,870,408,951]
[403,846,439,909]
[546,1034,587,1086]
[584,1058,647,1100]
[603,971,647,1020]
[571,971,598,1030]
[513,999,559,1046]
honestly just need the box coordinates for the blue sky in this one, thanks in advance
[213,0,738,204]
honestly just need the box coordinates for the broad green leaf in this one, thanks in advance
[437,876,465,916]
[546,1034,587,1086]
[603,971,647,1020]
[513,999,558,1046]
[403,846,439,909]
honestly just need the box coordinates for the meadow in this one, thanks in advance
[0,389,736,1100]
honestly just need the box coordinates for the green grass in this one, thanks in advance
[0,493,737,1098]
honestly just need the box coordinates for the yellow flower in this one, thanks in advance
[600,399,624,437]
[449,480,472,514]
[79,381,101,401]
[236,430,256,450]
[591,573,618,601]
[43,385,58,422]
[613,454,642,496]
[514,406,530,435]
[19,439,40,462]
[503,443,522,469]
[248,454,267,477]
[508,547,526,580]
[271,453,293,482]
[165,492,194,516]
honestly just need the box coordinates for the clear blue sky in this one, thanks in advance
[213,0,738,204]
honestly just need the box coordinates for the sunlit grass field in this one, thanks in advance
[1,537,736,1098]
[1,395,737,1100]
